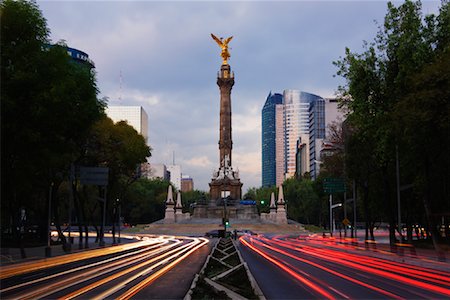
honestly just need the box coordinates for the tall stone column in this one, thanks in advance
[218,64,234,168]
[209,63,242,201]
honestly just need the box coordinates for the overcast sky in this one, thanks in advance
[38,0,441,192]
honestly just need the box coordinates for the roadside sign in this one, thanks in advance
[342,218,351,226]
[323,178,345,193]
[79,166,109,186]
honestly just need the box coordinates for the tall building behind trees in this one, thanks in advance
[262,90,344,185]
[261,92,283,187]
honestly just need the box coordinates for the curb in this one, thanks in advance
[184,239,219,300]
[233,239,266,300]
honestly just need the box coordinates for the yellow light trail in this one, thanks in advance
[0,239,169,295]
[95,237,208,299]
[60,237,207,300]
[116,237,209,300]
[13,240,182,300]
[0,238,158,280]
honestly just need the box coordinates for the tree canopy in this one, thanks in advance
[334,0,450,246]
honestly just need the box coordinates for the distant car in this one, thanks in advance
[236,229,257,236]
[205,229,231,238]
[240,200,256,205]
[205,230,220,238]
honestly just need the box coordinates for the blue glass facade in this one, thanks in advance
[262,92,283,187]
[283,90,323,178]
[309,97,325,179]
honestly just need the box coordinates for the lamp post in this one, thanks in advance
[45,182,53,257]
[396,144,403,241]
[117,198,121,243]
[329,194,342,237]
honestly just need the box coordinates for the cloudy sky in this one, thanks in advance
[38,0,440,192]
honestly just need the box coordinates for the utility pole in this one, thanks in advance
[353,179,357,239]
[396,144,402,241]
[45,182,53,257]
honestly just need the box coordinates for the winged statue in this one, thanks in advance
[211,34,233,65]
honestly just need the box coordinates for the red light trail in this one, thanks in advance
[240,235,450,299]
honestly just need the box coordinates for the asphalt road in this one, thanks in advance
[238,234,450,299]
[0,235,210,300]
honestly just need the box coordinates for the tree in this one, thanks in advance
[335,0,449,250]
[1,0,104,249]
[78,116,151,243]
[123,178,169,225]
[243,186,277,213]
[182,190,210,213]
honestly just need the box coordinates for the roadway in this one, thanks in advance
[0,235,209,299]
[238,234,450,299]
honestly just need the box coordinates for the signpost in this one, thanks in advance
[79,166,109,246]
[324,178,345,237]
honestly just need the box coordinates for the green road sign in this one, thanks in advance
[323,178,345,193]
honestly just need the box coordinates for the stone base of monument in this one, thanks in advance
[192,204,259,220]
[209,177,243,201]
[276,207,288,224]
[164,207,175,224]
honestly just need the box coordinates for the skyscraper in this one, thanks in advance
[283,90,322,179]
[181,175,194,192]
[261,92,283,187]
[309,97,326,179]
[105,106,149,144]
[167,164,181,190]
[105,106,150,178]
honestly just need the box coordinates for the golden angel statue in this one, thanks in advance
[211,34,233,65]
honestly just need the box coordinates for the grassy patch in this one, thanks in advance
[220,266,258,299]
[212,248,226,259]
[122,224,146,233]
[223,253,240,267]
[304,224,325,233]
[204,257,229,277]
[191,276,231,300]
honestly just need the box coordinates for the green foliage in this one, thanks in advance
[1,0,104,237]
[123,178,169,225]
[83,117,151,179]
[283,178,322,224]
[182,190,209,212]
[335,0,450,244]
[243,186,277,213]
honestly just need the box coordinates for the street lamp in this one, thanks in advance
[329,195,342,237]
[46,182,53,257]
[117,198,121,244]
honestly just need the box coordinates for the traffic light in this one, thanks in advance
[225,220,230,228]
[261,200,265,205]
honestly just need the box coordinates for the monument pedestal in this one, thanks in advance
[209,177,242,201]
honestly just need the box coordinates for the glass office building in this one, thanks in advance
[309,98,326,179]
[261,92,283,187]
[283,90,322,178]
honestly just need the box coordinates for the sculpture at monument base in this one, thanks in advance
[164,185,175,223]
[276,185,288,224]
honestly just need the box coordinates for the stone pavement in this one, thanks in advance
[144,218,306,236]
